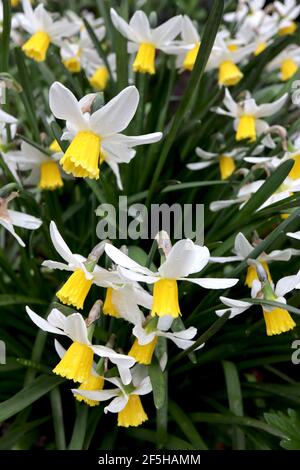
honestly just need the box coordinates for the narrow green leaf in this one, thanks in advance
[148,357,166,410]
[0,295,47,306]
[0,375,64,422]
[69,404,88,450]
[1,0,11,72]
[169,400,208,450]
[222,361,245,450]
[50,387,66,450]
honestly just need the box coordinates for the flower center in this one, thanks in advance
[183,42,200,71]
[128,337,158,365]
[89,66,109,91]
[75,373,104,407]
[151,279,181,318]
[56,269,93,309]
[103,287,120,318]
[254,42,267,56]
[63,56,81,73]
[227,44,238,52]
[53,342,94,383]
[49,139,61,153]
[117,395,148,428]
[22,31,51,62]
[281,58,298,81]
[39,161,63,190]
[245,261,272,288]
[263,308,296,336]
[218,155,236,180]
[133,43,156,75]
[219,61,243,87]
[60,131,102,180]
[236,115,256,142]
[279,22,297,36]
[289,154,300,179]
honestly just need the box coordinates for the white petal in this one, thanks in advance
[184,277,239,288]
[104,395,128,414]
[134,376,152,396]
[187,161,213,171]
[129,10,152,43]
[90,86,139,136]
[0,219,25,247]
[256,94,288,118]
[49,82,87,131]
[42,260,73,272]
[159,240,210,279]
[8,210,42,230]
[152,16,182,47]
[110,8,139,43]
[26,306,64,335]
[73,388,119,402]
[132,325,156,345]
[234,232,253,258]
[47,308,66,330]
[210,256,241,263]
[195,147,217,159]
[111,132,163,147]
[105,243,154,275]
[276,274,300,297]
[287,231,300,240]
[49,221,74,264]
[118,266,158,284]
[64,313,89,344]
[182,15,200,44]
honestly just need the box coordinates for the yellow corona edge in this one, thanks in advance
[219,61,243,87]
[133,43,156,74]
[183,43,200,71]
[218,155,236,180]
[263,308,296,336]
[75,374,104,406]
[117,395,148,427]
[289,154,300,179]
[151,279,181,318]
[103,287,120,318]
[281,59,298,81]
[22,31,51,62]
[236,115,256,142]
[279,22,297,36]
[53,342,94,383]
[63,56,81,73]
[56,269,93,309]
[39,161,64,190]
[60,131,101,179]
[128,337,158,365]
[89,67,109,90]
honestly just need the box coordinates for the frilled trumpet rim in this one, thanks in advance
[117,395,148,427]
[53,342,94,383]
[128,337,158,365]
[263,308,296,336]
[151,279,181,318]
[56,269,92,310]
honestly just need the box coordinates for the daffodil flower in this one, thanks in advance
[211,232,300,287]
[214,88,288,147]
[274,0,300,35]
[224,0,267,28]
[187,146,249,180]
[54,339,105,407]
[105,240,238,319]
[0,191,42,247]
[110,8,182,74]
[49,82,162,185]
[268,45,300,81]
[161,15,201,71]
[42,221,119,309]
[85,53,116,92]
[26,306,135,384]
[19,0,79,62]
[60,24,106,74]
[8,141,64,190]
[206,33,254,87]
[216,271,300,336]
[127,309,201,365]
[73,366,152,427]
[210,175,300,212]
